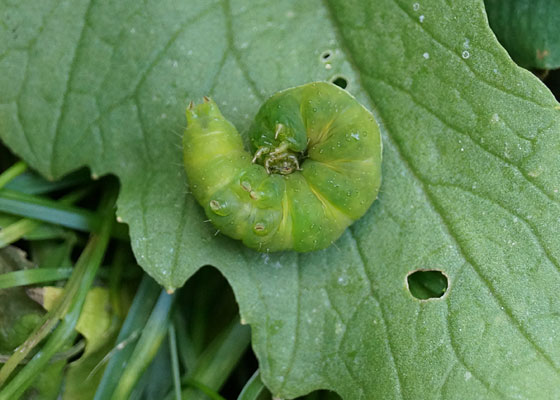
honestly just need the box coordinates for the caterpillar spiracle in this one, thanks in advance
[183,82,382,252]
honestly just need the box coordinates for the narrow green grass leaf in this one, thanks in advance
[0,340,85,365]
[111,290,176,400]
[0,186,90,247]
[0,189,96,232]
[0,162,27,190]
[107,244,127,318]
[173,312,197,375]
[5,169,91,195]
[182,379,226,400]
[168,324,182,400]
[180,320,251,399]
[0,267,73,290]
[237,370,267,400]
[0,219,41,248]
[0,189,129,240]
[93,275,162,400]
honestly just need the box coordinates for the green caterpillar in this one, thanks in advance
[183,82,382,252]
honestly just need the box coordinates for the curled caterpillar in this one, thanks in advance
[183,82,382,252]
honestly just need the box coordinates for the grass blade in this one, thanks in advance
[0,339,85,364]
[237,370,266,400]
[179,319,251,399]
[0,267,73,290]
[0,161,27,190]
[0,219,41,247]
[111,290,176,400]
[183,379,226,400]
[168,324,182,400]
[0,189,97,232]
[93,275,162,399]
[5,169,90,195]
[0,189,128,239]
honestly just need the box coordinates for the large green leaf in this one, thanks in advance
[1,0,560,398]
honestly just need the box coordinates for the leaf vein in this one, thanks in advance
[368,75,559,206]
[222,0,264,102]
[322,288,363,397]
[49,0,96,178]
[348,228,405,400]
[429,181,560,276]
[277,254,302,393]
[14,1,60,168]
[444,268,508,398]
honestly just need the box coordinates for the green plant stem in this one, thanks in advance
[0,267,73,290]
[238,370,267,400]
[0,187,116,395]
[111,290,176,400]
[169,324,182,400]
[0,161,27,190]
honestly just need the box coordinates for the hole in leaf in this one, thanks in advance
[320,50,332,61]
[406,269,448,300]
[331,76,348,89]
